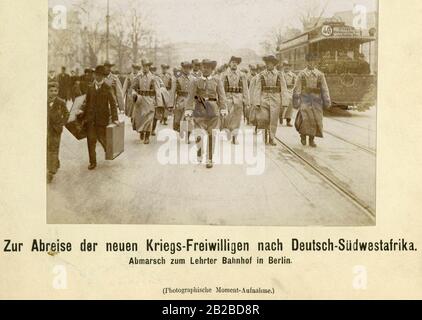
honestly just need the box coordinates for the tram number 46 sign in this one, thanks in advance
[322,25,334,37]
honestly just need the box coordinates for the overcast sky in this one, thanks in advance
[49,0,377,51]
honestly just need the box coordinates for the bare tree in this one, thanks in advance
[261,25,302,55]
[127,8,154,64]
[109,12,131,72]
[73,0,107,67]
[296,0,330,30]
[50,0,156,70]
[48,9,81,70]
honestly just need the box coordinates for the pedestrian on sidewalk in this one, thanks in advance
[47,81,69,183]
[77,65,119,170]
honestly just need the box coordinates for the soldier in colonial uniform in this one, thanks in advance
[159,64,175,125]
[47,81,69,183]
[191,59,203,78]
[280,60,296,127]
[247,64,257,87]
[150,65,169,136]
[251,55,288,145]
[221,56,250,144]
[248,63,266,128]
[77,66,119,170]
[131,60,163,144]
[124,63,141,118]
[293,53,331,148]
[104,61,124,113]
[185,59,228,169]
[171,61,194,136]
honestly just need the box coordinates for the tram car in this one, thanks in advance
[277,21,377,111]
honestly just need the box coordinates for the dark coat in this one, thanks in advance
[57,72,71,99]
[80,75,93,95]
[82,82,118,126]
[48,97,69,135]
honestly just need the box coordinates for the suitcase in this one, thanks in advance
[65,95,87,140]
[106,121,125,160]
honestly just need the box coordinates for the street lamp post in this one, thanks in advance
[106,0,110,61]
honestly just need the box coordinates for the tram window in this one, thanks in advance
[299,47,304,60]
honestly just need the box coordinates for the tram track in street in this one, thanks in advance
[325,116,376,132]
[273,136,376,223]
[323,129,376,156]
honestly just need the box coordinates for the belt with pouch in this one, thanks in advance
[287,85,294,90]
[138,90,156,96]
[195,96,217,102]
[226,87,243,93]
[262,86,281,93]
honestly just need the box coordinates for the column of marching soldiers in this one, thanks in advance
[47,53,331,183]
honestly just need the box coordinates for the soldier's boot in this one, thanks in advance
[300,135,307,146]
[140,132,145,141]
[280,117,284,125]
[232,135,239,145]
[309,136,317,148]
[286,119,293,127]
[206,160,214,169]
[254,126,258,135]
[196,137,203,163]
[151,119,158,136]
[206,134,213,169]
[162,117,168,125]
[88,163,97,170]
[144,132,150,144]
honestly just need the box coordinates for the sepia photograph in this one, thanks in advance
[46,0,378,226]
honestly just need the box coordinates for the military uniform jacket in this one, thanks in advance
[105,73,124,109]
[293,67,331,108]
[82,82,118,126]
[192,70,203,79]
[281,71,297,106]
[252,69,288,108]
[248,74,261,107]
[221,69,250,107]
[125,72,139,93]
[185,76,227,117]
[171,72,193,110]
[105,73,121,87]
[160,72,174,91]
[48,97,69,134]
[132,71,163,107]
